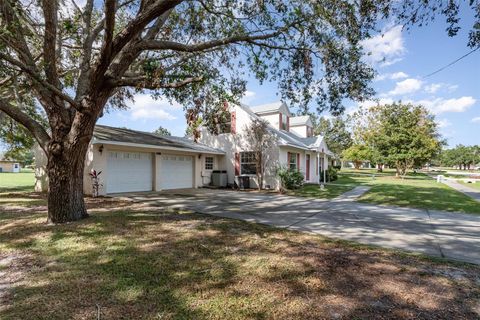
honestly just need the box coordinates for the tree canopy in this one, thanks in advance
[355,103,442,176]
[313,116,352,158]
[153,126,171,136]
[440,145,480,170]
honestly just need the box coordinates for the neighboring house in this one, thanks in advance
[35,125,225,195]
[199,102,334,190]
[341,160,372,169]
[0,159,21,173]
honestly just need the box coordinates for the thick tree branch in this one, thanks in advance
[0,98,50,151]
[138,29,286,52]
[41,0,60,87]
[92,0,183,84]
[111,75,203,89]
[0,53,79,108]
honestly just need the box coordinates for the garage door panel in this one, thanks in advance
[158,154,193,190]
[107,151,152,193]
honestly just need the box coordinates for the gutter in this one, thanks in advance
[92,139,226,155]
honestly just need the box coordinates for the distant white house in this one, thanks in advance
[0,153,20,173]
[35,101,333,195]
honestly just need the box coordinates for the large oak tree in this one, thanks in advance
[0,0,478,223]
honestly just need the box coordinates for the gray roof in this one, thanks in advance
[93,125,224,154]
[289,115,311,126]
[250,101,292,116]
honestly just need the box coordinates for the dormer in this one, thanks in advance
[289,115,314,138]
[250,102,292,131]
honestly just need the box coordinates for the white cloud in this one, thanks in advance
[390,72,409,80]
[415,96,476,114]
[388,78,423,95]
[375,71,408,81]
[471,117,480,123]
[424,83,458,94]
[437,118,452,128]
[128,94,178,120]
[240,90,256,104]
[361,25,406,67]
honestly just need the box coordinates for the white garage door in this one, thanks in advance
[107,151,153,193]
[158,154,193,189]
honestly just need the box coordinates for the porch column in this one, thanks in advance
[323,153,327,183]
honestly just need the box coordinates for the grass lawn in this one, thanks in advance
[1,193,479,319]
[286,183,354,199]
[333,169,480,214]
[0,170,35,193]
[459,181,480,191]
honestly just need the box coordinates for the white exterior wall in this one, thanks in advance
[199,104,282,189]
[257,112,280,130]
[289,125,307,138]
[34,142,221,195]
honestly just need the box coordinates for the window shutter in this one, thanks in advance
[316,156,319,175]
[231,111,236,134]
[287,152,290,165]
[279,113,282,130]
[235,152,240,176]
[297,153,300,171]
[287,116,290,131]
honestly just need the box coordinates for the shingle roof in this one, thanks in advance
[93,125,225,154]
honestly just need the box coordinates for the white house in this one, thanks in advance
[198,102,333,190]
[35,101,333,195]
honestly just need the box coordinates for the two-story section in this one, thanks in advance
[199,101,333,190]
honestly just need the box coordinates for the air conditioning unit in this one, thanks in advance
[211,170,227,187]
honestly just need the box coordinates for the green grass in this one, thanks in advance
[459,181,480,190]
[1,193,479,319]
[287,183,354,199]
[331,169,480,214]
[0,171,35,193]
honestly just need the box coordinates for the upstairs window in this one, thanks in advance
[307,126,313,137]
[205,156,214,170]
[218,112,232,134]
[240,152,257,174]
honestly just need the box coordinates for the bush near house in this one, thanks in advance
[320,167,338,182]
[277,167,304,190]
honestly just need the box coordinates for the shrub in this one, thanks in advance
[319,167,338,182]
[277,167,304,190]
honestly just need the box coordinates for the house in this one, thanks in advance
[0,160,21,173]
[198,102,333,190]
[34,101,333,195]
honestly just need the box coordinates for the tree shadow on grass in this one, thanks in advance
[0,208,479,319]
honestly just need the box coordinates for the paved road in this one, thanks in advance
[118,189,480,265]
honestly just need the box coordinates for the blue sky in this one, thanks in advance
[98,13,478,147]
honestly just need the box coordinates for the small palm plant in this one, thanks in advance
[89,169,102,198]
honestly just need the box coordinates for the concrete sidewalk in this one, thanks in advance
[120,189,480,265]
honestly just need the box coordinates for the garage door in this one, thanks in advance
[158,154,193,189]
[107,151,153,193]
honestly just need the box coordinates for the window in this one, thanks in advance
[218,112,232,134]
[240,152,257,175]
[289,153,298,170]
[280,113,288,130]
[205,156,214,170]
[14,164,19,169]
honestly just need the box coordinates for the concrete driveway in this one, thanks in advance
[119,188,480,265]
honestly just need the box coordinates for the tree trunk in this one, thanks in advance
[47,145,89,223]
[45,109,98,223]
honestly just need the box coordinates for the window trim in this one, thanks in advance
[289,152,298,170]
[204,156,214,170]
[240,151,257,175]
